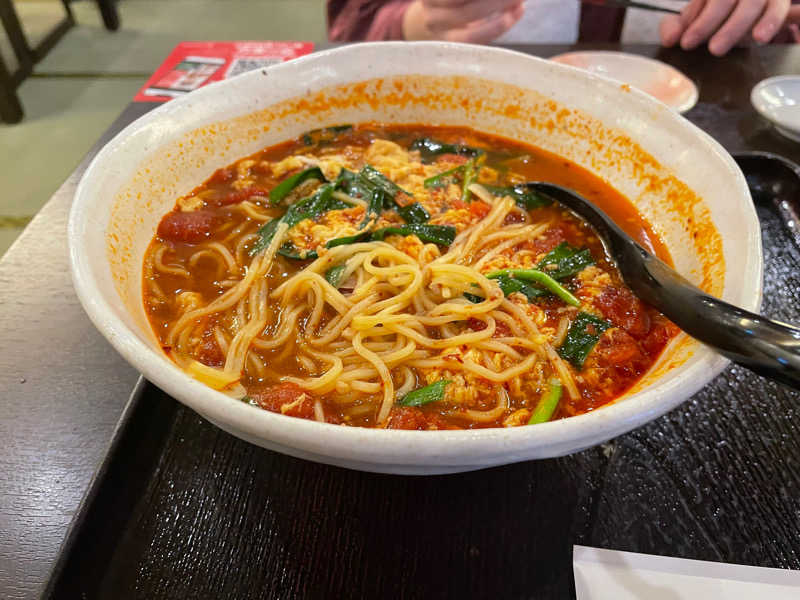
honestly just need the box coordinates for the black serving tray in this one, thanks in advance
[43,155,800,600]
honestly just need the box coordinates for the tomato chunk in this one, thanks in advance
[196,332,224,367]
[251,382,314,419]
[157,210,217,243]
[217,186,269,206]
[593,329,643,366]
[467,318,487,331]
[469,200,491,219]
[529,225,566,256]
[386,406,457,430]
[641,317,680,357]
[596,287,651,339]
[207,167,235,185]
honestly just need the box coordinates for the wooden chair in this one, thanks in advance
[0,0,120,123]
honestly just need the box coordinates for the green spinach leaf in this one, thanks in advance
[537,242,594,280]
[558,312,612,369]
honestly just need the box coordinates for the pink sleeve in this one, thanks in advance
[327,0,413,42]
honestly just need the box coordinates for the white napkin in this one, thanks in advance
[574,545,800,599]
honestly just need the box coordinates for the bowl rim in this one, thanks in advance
[69,42,761,465]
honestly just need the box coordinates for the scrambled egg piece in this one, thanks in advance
[421,342,547,413]
[177,195,204,212]
[317,157,347,182]
[424,346,496,410]
[575,266,613,300]
[229,158,257,191]
[288,207,364,251]
[270,155,308,178]
[176,291,203,313]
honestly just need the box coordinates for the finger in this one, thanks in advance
[510,1,524,21]
[660,0,708,47]
[752,0,791,43]
[425,0,521,32]
[660,16,684,47]
[444,6,522,44]
[424,0,512,7]
[708,0,769,55]
[790,5,800,22]
[681,0,738,50]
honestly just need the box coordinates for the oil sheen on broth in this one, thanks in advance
[143,124,678,430]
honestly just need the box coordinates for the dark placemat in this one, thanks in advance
[45,167,800,600]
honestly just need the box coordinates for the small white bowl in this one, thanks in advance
[69,43,760,474]
[551,51,698,114]
[751,76,800,142]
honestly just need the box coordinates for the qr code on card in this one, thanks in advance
[225,57,284,79]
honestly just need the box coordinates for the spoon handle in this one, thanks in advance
[639,254,800,390]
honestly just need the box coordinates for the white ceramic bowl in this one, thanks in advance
[69,43,761,475]
[751,75,800,142]
[550,51,699,114]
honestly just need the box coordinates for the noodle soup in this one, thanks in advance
[143,124,678,430]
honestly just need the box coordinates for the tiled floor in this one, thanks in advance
[0,0,326,256]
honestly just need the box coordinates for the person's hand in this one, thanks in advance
[402,0,525,44]
[660,0,791,56]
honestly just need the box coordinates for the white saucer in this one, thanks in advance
[751,76,800,142]
[550,51,698,114]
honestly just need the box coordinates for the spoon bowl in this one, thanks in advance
[527,181,800,390]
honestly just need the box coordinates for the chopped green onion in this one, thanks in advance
[302,124,352,146]
[325,264,347,287]
[282,184,340,227]
[326,231,372,248]
[269,167,324,205]
[334,167,360,192]
[493,274,548,301]
[250,183,348,256]
[486,269,580,306]
[423,164,465,189]
[528,379,563,424]
[327,223,454,249]
[537,242,594,280]
[360,188,384,229]
[484,184,551,210]
[461,154,485,203]
[277,243,318,261]
[359,165,413,199]
[372,223,456,246]
[558,312,612,369]
[397,380,451,407]
[409,138,483,163]
[463,275,547,304]
[463,292,484,304]
[397,202,430,224]
[249,219,281,257]
[335,168,374,200]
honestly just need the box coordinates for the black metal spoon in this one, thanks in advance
[526,181,800,390]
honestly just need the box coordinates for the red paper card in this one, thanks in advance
[134,41,314,103]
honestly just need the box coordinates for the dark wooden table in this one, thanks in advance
[2,44,800,600]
